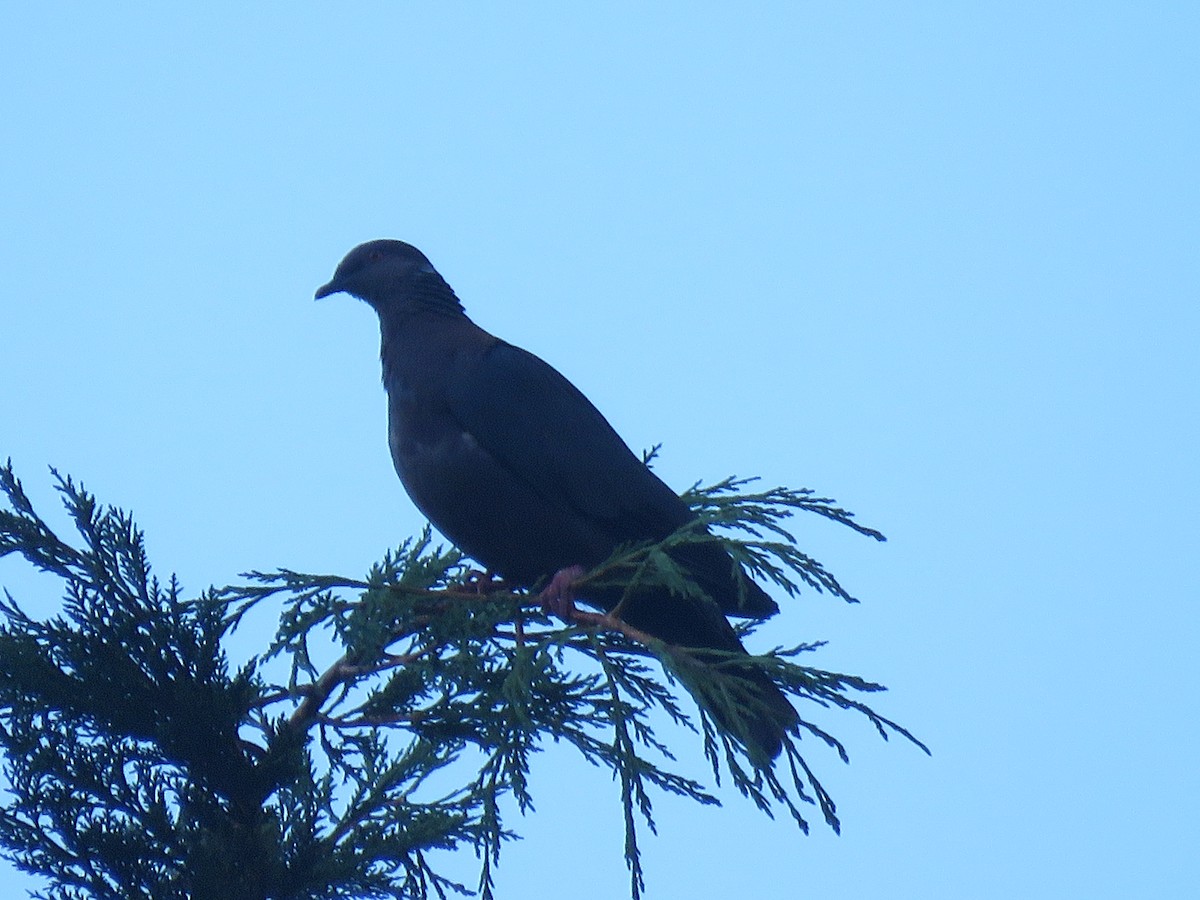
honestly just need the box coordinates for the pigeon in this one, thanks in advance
[316,240,798,759]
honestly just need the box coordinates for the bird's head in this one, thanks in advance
[315,240,462,314]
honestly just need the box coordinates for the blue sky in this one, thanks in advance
[2,4,1197,898]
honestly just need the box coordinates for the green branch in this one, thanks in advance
[0,460,924,900]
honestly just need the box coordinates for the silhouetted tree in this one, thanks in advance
[0,460,925,899]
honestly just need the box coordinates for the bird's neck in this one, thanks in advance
[377,300,476,388]
[399,271,465,316]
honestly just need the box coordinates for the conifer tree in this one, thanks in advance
[0,459,925,899]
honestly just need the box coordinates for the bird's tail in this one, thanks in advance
[589,584,799,762]
[674,649,799,763]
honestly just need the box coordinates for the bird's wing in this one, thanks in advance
[444,339,689,539]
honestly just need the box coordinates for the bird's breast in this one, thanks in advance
[383,389,615,583]
[386,391,476,499]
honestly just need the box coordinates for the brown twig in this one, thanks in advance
[276,582,661,739]
[284,648,429,734]
[565,608,661,648]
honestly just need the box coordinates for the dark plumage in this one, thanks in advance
[316,239,798,759]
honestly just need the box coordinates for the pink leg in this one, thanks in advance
[540,565,585,620]
[464,569,513,595]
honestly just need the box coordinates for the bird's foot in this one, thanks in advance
[540,565,585,621]
[463,569,511,595]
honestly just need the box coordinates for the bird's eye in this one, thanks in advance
[369,250,382,262]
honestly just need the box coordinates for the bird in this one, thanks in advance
[316,239,798,760]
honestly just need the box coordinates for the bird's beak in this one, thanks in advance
[314,280,341,300]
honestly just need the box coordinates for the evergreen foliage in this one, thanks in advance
[0,460,926,899]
